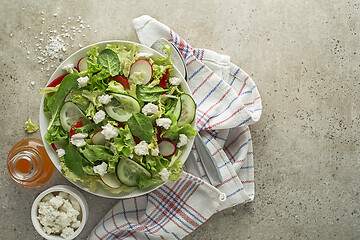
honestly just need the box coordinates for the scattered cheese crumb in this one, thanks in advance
[134,141,149,156]
[77,76,89,88]
[156,118,172,130]
[56,148,66,158]
[93,162,108,176]
[98,94,113,105]
[93,110,106,124]
[142,103,158,116]
[101,123,118,140]
[70,133,88,147]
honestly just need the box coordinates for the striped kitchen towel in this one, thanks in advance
[88,15,262,240]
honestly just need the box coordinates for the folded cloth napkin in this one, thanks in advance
[88,15,262,240]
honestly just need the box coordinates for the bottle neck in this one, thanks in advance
[8,149,42,182]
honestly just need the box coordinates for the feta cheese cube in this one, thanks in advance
[56,148,65,158]
[159,168,170,181]
[62,63,74,73]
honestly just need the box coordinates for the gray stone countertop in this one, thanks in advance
[1,1,359,239]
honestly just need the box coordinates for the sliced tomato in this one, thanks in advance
[117,122,125,128]
[47,74,68,87]
[159,68,169,89]
[111,75,130,90]
[69,121,84,138]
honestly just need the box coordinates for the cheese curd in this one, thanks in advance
[156,118,172,130]
[134,141,149,156]
[70,133,88,147]
[159,168,170,181]
[56,148,65,158]
[93,162,108,176]
[101,123,118,140]
[142,103,158,116]
[98,94,113,105]
[37,192,81,239]
[93,110,106,124]
[169,77,182,86]
[77,76,89,88]
[177,134,188,148]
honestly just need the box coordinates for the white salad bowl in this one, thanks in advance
[39,40,195,199]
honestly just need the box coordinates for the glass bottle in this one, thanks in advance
[7,138,54,187]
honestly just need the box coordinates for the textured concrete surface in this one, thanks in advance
[1,0,359,239]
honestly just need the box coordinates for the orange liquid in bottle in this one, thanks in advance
[7,138,55,187]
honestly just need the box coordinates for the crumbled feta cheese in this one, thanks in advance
[142,103,159,116]
[151,147,159,156]
[56,148,65,158]
[93,162,108,176]
[177,134,188,148]
[37,192,81,238]
[169,77,182,86]
[62,63,74,73]
[77,76,89,88]
[156,118,172,130]
[49,196,65,209]
[159,168,170,181]
[136,52,152,59]
[101,123,118,140]
[60,227,74,238]
[98,94,113,105]
[134,141,149,156]
[93,110,106,124]
[70,133,88,147]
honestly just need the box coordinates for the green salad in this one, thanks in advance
[41,43,197,194]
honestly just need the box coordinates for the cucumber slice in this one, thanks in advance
[116,157,151,187]
[177,94,196,127]
[104,93,141,122]
[173,98,182,120]
[59,101,88,132]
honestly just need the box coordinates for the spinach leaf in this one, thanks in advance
[128,113,154,142]
[46,74,79,130]
[136,85,166,102]
[64,144,84,177]
[98,49,120,77]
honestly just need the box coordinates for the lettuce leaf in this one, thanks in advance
[79,144,114,164]
[44,123,68,144]
[113,125,136,158]
[107,80,125,93]
[162,113,197,140]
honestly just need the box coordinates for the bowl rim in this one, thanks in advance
[39,40,196,199]
[31,185,89,240]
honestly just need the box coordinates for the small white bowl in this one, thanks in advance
[31,185,89,240]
